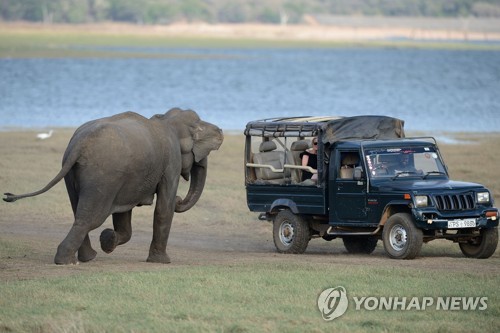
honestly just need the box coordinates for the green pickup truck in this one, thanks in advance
[244,116,498,259]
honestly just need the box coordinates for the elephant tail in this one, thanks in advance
[3,150,78,203]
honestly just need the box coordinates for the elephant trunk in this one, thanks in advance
[175,157,207,213]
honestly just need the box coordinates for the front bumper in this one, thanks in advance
[413,208,499,230]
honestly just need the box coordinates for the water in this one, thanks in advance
[1,47,499,133]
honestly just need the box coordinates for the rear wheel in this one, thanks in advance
[273,210,310,254]
[383,213,423,259]
[342,236,378,254]
[459,227,498,259]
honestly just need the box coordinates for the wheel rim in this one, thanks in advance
[279,221,295,246]
[389,224,407,251]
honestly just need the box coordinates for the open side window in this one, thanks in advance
[245,136,319,185]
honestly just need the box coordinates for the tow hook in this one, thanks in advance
[258,213,269,221]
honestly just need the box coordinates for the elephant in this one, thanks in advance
[3,108,223,265]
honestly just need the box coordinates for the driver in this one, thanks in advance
[394,154,417,173]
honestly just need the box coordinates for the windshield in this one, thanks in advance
[365,146,447,179]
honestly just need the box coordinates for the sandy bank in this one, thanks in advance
[2,20,500,42]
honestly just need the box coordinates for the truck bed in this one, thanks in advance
[246,184,327,215]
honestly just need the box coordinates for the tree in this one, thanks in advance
[1,0,499,23]
[217,1,248,23]
[108,0,145,23]
[179,0,211,22]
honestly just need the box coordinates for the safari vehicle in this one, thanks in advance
[244,116,499,259]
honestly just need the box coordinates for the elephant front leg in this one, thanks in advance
[100,210,133,254]
[147,181,177,263]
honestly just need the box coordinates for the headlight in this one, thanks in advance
[477,192,490,204]
[415,195,429,207]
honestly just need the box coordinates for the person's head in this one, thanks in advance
[312,138,318,151]
[400,154,410,166]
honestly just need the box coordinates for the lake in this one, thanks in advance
[1,47,499,133]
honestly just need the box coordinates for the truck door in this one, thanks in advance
[330,150,368,222]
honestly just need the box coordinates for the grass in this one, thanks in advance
[1,24,500,59]
[0,260,498,332]
[438,133,500,201]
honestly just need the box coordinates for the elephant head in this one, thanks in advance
[156,108,223,213]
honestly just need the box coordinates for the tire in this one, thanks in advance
[343,236,378,254]
[273,210,310,254]
[459,227,498,259]
[382,213,423,259]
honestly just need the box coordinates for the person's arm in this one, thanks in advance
[302,154,309,167]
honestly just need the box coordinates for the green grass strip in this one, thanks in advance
[1,263,498,332]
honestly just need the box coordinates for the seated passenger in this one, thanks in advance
[301,138,318,181]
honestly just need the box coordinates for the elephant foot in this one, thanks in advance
[54,244,78,265]
[78,247,97,262]
[100,228,118,254]
[54,258,78,265]
[146,252,171,264]
[54,253,78,265]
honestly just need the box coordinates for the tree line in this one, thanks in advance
[1,0,499,25]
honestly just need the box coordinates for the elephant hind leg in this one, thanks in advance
[55,202,111,264]
[55,220,104,265]
[100,210,133,254]
[64,174,97,263]
[78,234,97,262]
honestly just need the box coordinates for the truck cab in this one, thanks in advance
[244,116,498,259]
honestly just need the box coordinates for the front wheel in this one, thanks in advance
[459,228,498,259]
[382,213,423,259]
[273,210,310,254]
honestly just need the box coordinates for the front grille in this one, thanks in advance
[433,193,475,211]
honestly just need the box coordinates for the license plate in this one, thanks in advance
[447,218,476,228]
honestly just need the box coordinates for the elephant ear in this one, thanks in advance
[192,125,213,163]
[192,122,224,163]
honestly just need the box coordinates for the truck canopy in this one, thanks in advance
[322,115,405,145]
[244,115,405,143]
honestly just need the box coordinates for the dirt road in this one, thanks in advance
[1,210,498,282]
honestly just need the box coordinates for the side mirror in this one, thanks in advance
[354,166,363,180]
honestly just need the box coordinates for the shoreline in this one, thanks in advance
[3,127,498,146]
[2,21,500,42]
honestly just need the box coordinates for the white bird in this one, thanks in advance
[37,130,53,140]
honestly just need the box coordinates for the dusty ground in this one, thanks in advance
[2,212,499,283]
[0,130,499,282]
